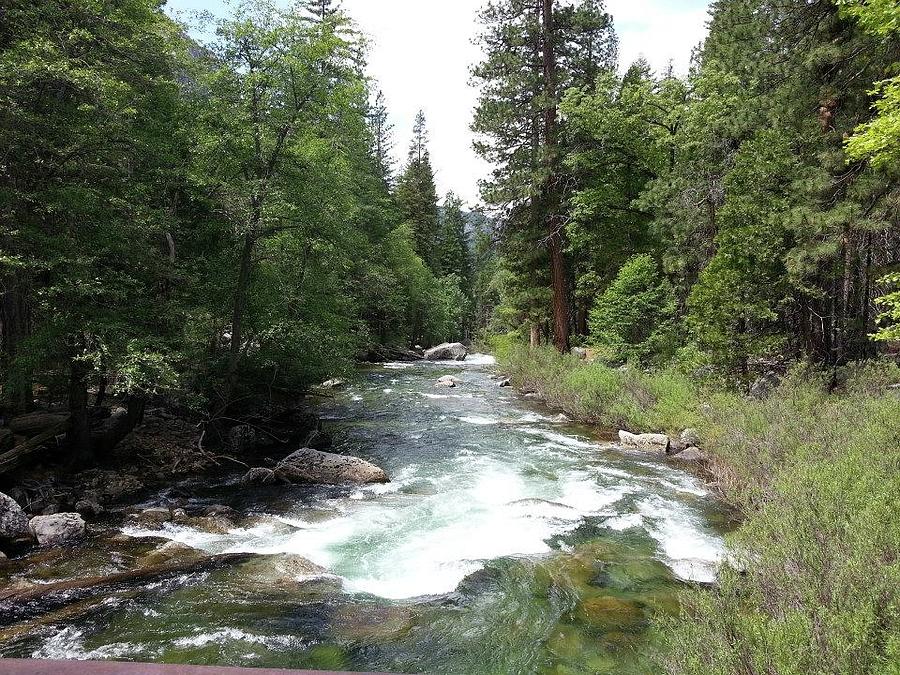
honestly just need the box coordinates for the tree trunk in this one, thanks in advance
[0,275,32,414]
[530,323,541,348]
[541,0,570,354]
[67,354,93,468]
[221,231,256,414]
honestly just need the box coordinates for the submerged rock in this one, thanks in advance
[240,553,331,588]
[618,430,670,453]
[424,342,468,361]
[138,540,206,568]
[28,513,86,547]
[575,595,645,631]
[0,491,29,539]
[242,448,389,486]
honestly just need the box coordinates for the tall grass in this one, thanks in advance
[498,344,900,674]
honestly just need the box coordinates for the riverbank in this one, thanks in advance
[496,344,900,673]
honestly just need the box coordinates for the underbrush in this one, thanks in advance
[498,345,900,674]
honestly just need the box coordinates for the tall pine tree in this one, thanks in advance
[396,110,440,271]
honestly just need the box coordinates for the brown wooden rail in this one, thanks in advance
[0,660,392,675]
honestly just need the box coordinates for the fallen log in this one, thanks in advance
[0,420,69,475]
[8,412,70,436]
[0,552,256,623]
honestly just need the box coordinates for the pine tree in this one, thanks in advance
[368,90,395,187]
[473,0,618,352]
[302,0,341,22]
[437,193,473,291]
[395,110,440,271]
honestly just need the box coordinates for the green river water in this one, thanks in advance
[0,355,733,674]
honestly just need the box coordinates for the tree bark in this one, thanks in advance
[0,274,32,414]
[66,353,93,468]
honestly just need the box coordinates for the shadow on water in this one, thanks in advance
[0,356,735,674]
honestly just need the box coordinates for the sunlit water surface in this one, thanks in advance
[0,356,732,673]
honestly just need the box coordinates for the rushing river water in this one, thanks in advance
[0,356,732,673]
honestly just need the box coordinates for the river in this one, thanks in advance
[0,355,731,673]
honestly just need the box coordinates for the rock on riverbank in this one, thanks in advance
[242,448,389,486]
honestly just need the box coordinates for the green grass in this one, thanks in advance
[498,345,900,674]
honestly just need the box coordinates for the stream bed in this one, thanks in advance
[0,356,733,674]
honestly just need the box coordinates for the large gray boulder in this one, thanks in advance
[618,430,670,453]
[424,343,468,361]
[0,491,29,539]
[243,448,389,486]
[28,512,86,547]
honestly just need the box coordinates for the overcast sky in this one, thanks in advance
[165,0,712,206]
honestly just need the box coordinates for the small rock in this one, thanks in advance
[571,347,588,360]
[321,378,347,390]
[436,375,460,388]
[524,392,544,401]
[228,424,258,454]
[749,371,780,399]
[675,446,706,463]
[0,550,7,561]
[204,504,236,518]
[74,499,104,518]
[424,343,468,361]
[172,508,189,524]
[550,414,571,424]
[618,430,670,453]
[680,428,701,447]
[0,491,30,539]
[28,513,86,547]
[133,507,173,527]
[498,378,511,388]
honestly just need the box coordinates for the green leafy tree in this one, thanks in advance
[588,254,676,364]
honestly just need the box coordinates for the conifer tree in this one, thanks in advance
[473,0,617,351]
[396,110,440,271]
[368,90,395,187]
[437,193,473,293]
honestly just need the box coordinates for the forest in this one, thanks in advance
[1,0,899,673]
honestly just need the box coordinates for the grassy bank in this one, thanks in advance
[496,342,900,674]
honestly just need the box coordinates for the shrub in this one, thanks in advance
[588,254,678,365]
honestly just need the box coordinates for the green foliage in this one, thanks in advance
[588,254,677,365]
[660,362,900,675]
[396,110,441,270]
[499,345,701,433]
[873,272,900,342]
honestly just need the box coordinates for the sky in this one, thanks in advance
[164,0,712,206]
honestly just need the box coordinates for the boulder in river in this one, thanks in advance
[424,343,468,361]
[498,378,511,388]
[28,513,86,546]
[321,378,347,390]
[436,375,460,388]
[0,491,29,539]
[618,430,670,453]
[242,448,389,486]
